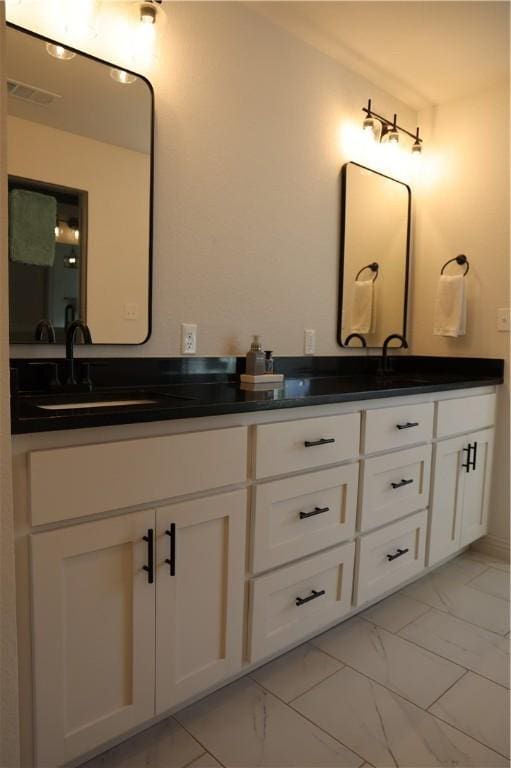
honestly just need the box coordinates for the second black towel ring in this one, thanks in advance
[355,262,379,282]
[441,254,469,276]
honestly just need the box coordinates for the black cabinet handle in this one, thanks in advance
[295,589,326,607]
[386,547,409,562]
[143,528,154,584]
[471,441,478,471]
[299,506,330,520]
[304,438,336,448]
[390,478,414,489]
[165,523,176,576]
[396,421,419,430]
[462,444,472,472]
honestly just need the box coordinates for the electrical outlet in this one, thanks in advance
[181,323,197,354]
[304,329,316,355]
[124,302,139,320]
[497,308,510,332]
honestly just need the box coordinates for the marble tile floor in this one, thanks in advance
[81,551,510,768]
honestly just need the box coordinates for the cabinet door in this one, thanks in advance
[460,428,494,546]
[155,490,246,714]
[31,510,156,768]
[427,435,466,566]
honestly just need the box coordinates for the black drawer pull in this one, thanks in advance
[165,523,176,576]
[143,528,154,584]
[295,589,326,606]
[462,444,472,472]
[299,506,330,520]
[396,421,419,430]
[386,547,409,562]
[390,478,414,489]
[304,438,336,448]
[470,441,478,471]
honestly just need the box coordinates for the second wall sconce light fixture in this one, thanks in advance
[362,98,423,154]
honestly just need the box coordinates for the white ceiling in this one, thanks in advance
[249,1,510,111]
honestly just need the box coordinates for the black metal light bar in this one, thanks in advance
[363,98,423,146]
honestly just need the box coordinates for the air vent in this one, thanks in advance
[7,78,61,106]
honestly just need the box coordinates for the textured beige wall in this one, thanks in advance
[411,82,510,547]
[0,4,20,765]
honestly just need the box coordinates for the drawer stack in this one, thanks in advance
[249,413,360,662]
[355,402,434,606]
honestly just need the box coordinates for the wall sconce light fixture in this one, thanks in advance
[140,0,162,24]
[362,99,423,153]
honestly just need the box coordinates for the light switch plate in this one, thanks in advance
[497,308,510,332]
[304,329,316,355]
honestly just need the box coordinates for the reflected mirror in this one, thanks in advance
[6,24,153,344]
[337,162,410,348]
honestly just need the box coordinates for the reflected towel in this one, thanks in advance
[9,189,56,267]
[351,279,374,334]
[433,274,466,337]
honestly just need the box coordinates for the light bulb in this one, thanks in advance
[362,117,376,140]
[54,225,60,237]
[73,229,80,241]
[110,68,137,85]
[46,43,76,61]
[140,2,157,24]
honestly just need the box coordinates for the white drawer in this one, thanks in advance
[354,510,427,606]
[363,402,434,454]
[251,464,358,574]
[436,393,496,438]
[29,426,248,526]
[249,541,355,663]
[359,446,431,532]
[253,413,360,479]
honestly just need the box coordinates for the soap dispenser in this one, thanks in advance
[245,335,266,375]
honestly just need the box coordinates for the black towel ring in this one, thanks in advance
[441,254,469,276]
[355,262,379,282]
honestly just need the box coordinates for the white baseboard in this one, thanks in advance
[470,534,510,562]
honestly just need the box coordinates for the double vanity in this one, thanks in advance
[10,354,503,767]
[4,18,506,768]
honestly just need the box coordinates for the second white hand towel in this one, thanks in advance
[433,274,466,337]
[351,279,374,334]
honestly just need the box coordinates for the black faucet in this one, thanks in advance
[35,319,56,344]
[344,333,367,348]
[380,333,408,375]
[65,320,93,386]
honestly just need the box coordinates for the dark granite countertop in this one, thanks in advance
[10,355,504,434]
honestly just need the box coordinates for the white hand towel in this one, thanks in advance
[351,279,374,334]
[433,274,466,337]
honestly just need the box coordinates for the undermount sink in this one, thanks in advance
[37,398,158,411]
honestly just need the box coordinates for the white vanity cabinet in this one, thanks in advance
[31,510,156,768]
[15,386,500,767]
[428,393,496,566]
[155,490,246,714]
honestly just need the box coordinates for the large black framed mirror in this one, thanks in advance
[6,23,153,345]
[337,162,411,348]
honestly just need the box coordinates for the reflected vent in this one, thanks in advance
[7,78,61,106]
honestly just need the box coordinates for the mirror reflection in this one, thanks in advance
[6,25,153,345]
[338,162,410,348]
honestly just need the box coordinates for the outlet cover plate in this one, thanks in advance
[181,323,197,354]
